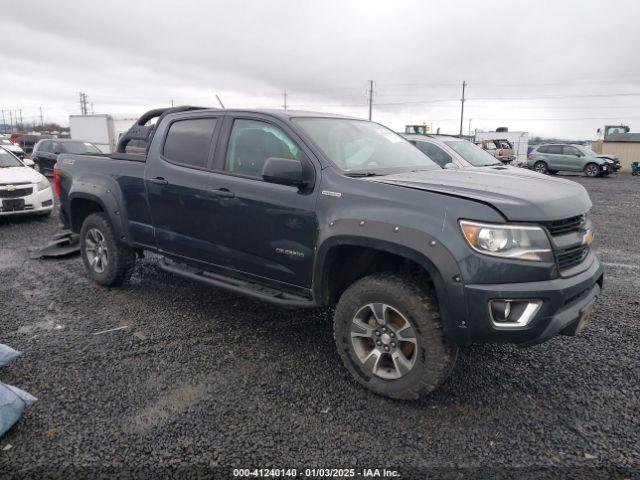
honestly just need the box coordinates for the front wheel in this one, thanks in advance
[533,161,548,174]
[80,213,136,286]
[333,273,458,400]
[584,163,601,177]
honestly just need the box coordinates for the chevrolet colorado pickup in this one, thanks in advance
[56,107,603,399]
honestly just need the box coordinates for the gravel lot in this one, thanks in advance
[1,173,638,478]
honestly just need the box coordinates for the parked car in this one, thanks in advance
[0,138,26,159]
[32,139,102,175]
[403,134,521,169]
[0,146,53,217]
[475,139,515,164]
[528,144,613,177]
[56,107,603,400]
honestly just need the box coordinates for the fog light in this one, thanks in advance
[489,299,542,328]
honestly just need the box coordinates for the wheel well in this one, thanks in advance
[70,198,103,232]
[322,246,432,306]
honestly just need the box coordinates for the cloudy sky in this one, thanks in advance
[1,0,639,138]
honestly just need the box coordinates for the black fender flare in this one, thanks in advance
[312,222,469,343]
[68,185,129,243]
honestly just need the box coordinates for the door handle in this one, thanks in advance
[211,188,235,198]
[149,177,168,185]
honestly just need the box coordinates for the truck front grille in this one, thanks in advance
[0,187,33,198]
[542,214,585,236]
[557,244,589,271]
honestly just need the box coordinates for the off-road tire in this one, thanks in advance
[584,163,600,177]
[333,273,458,400]
[80,213,136,286]
[533,161,548,174]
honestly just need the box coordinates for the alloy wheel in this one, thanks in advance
[350,303,418,380]
[534,162,547,174]
[85,228,109,273]
[585,164,599,177]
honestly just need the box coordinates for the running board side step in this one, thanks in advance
[159,258,317,308]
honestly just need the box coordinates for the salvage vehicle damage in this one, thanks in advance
[54,107,603,399]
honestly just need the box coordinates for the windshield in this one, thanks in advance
[63,142,101,154]
[0,148,23,167]
[293,118,440,174]
[445,141,502,166]
[576,145,599,157]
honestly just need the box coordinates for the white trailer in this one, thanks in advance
[474,130,530,166]
[69,115,136,153]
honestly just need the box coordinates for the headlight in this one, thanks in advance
[459,220,553,262]
[37,177,50,191]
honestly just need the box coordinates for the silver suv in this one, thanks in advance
[402,134,508,169]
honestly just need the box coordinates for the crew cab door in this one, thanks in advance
[144,113,225,264]
[207,115,319,289]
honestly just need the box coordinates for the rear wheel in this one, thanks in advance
[333,273,458,400]
[80,213,136,286]
[533,161,548,174]
[584,163,600,177]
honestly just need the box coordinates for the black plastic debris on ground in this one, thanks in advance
[30,230,80,259]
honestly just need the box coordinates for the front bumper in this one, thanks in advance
[462,256,604,346]
[0,184,54,216]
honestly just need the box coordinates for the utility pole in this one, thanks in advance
[1,110,5,133]
[170,99,174,107]
[282,90,288,110]
[79,92,89,115]
[367,80,375,121]
[19,109,23,130]
[459,80,466,137]
[9,110,13,132]
[39,107,44,127]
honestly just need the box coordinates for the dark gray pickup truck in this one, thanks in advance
[55,106,603,399]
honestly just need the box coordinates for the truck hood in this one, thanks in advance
[368,168,591,221]
[0,166,43,185]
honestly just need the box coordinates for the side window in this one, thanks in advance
[547,145,563,154]
[563,146,580,156]
[224,119,301,178]
[537,145,549,153]
[39,141,51,153]
[415,142,452,168]
[162,118,217,169]
[52,142,63,154]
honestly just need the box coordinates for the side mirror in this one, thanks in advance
[262,157,314,188]
[23,158,34,167]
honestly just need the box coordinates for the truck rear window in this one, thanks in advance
[163,118,217,169]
